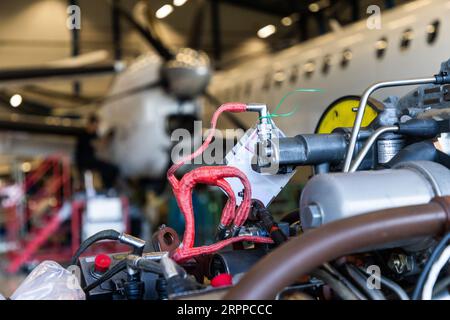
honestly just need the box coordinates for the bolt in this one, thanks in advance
[302,204,323,229]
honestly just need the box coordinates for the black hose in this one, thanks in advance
[311,269,361,300]
[322,263,366,300]
[71,229,121,266]
[385,141,437,168]
[83,259,127,292]
[280,209,300,225]
[252,200,287,247]
[83,258,164,293]
[412,233,450,300]
[136,259,164,275]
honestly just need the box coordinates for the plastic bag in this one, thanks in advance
[9,261,85,300]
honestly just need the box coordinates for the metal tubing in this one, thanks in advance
[359,266,410,300]
[345,265,386,300]
[246,103,269,123]
[343,77,437,172]
[349,125,399,172]
[311,269,361,300]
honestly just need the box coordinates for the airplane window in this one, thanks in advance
[340,49,352,68]
[427,20,440,44]
[400,29,414,51]
[289,65,299,84]
[303,61,316,78]
[244,81,252,97]
[273,70,286,87]
[375,37,388,59]
[322,55,332,75]
[262,73,271,90]
[234,85,241,100]
[225,89,231,101]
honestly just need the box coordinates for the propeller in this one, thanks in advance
[0,0,248,132]
[112,0,247,129]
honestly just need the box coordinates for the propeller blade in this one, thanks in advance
[45,50,110,68]
[21,85,99,104]
[0,112,84,136]
[109,0,174,61]
[0,63,123,88]
[102,80,163,103]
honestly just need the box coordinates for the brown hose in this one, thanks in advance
[225,197,450,300]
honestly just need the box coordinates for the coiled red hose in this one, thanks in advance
[167,103,273,262]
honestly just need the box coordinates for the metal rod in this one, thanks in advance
[359,266,410,300]
[345,265,386,300]
[69,0,81,96]
[211,0,222,65]
[349,125,399,172]
[111,0,122,61]
[343,77,437,172]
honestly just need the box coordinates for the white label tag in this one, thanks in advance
[224,124,296,206]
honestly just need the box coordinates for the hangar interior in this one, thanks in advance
[0,0,450,301]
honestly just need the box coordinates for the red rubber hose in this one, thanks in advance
[167,103,273,262]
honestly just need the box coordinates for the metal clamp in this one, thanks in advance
[349,125,399,172]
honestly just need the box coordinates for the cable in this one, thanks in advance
[412,233,450,300]
[260,89,323,120]
[359,267,409,300]
[167,103,273,262]
[84,256,165,293]
[345,265,386,300]
[71,229,120,265]
[135,259,164,275]
[83,259,127,292]
[422,245,450,300]
[251,200,287,247]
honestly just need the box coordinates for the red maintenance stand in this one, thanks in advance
[4,155,129,273]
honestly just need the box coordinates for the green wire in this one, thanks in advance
[260,88,323,120]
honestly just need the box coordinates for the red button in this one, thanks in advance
[211,273,233,288]
[94,254,111,273]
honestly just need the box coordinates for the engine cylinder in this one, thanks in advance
[300,161,450,230]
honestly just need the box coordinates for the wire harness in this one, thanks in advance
[167,103,273,262]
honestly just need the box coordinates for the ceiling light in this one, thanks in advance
[257,25,276,39]
[281,16,293,26]
[309,3,320,12]
[156,4,173,19]
[9,94,22,108]
[21,162,31,173]
[173,0,188,6]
